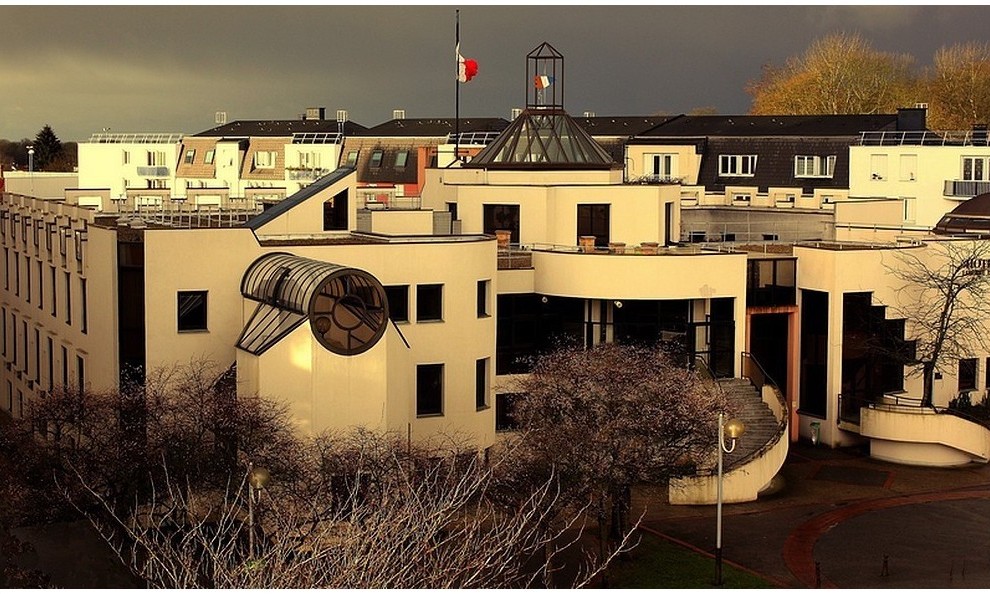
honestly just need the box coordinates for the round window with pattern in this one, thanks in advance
[308,270,389,355]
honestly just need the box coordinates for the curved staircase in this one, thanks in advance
[668,354,789,505]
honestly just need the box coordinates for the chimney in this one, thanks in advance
[583,111,596,118]
[393,109,406,120]
[510,108,523,120]
[897,106,926,131]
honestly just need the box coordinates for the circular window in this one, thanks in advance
[308,270,389,355]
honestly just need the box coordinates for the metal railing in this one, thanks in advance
[859,130,990,147]
[87,132,184,144]
[526,242,739,256]
[358,196,422,211]
[729,352,788,469]
[944,180,990,198]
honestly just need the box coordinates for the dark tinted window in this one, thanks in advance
[417,284,443,322]
[417,364,443,416]
[177,291,208,332]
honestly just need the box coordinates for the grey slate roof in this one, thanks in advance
[357,118,509,137]
[697,137,855,193]
[245,167,353,230]
[576,116,677,137]
[638,114,901,138]
[195,120,368,138]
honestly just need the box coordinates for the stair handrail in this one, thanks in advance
[723,352,789,470]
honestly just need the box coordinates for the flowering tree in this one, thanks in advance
[509,343,725,557]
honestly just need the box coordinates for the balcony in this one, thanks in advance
[287,167,332,181]
[944,179,990,198]
[137,166,170,177]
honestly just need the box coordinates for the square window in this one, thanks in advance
[417,284,443,322]
[477,279,490,317]
[345,150,359,167]
[370,150,384,168]
[395,151,409,168]
[184,149,196,165]
[476,358,489,410]
[385,285,409,322]
[177,290,208,332]
[416,363,444,416]
[254,151,276,169]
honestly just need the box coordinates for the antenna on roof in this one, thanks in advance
[215,111,228,125]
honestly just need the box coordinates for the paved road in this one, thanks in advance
[636,441,990,588]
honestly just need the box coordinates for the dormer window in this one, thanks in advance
[794,155,836,178]
[345,150,359,167]
[204,149,215,165]
[254,151,276,169]
[184,149,196,165]
[395,150,409,168]
[370,150,384,169]
[719,154,757,177]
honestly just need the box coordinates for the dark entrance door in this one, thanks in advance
[750,313,789,393]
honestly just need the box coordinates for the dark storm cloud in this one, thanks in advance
[2,5,990,140]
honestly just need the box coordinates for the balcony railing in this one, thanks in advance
[358,196,422,211]
[137,166,170,177]
[287,167,332,181]
[944,179,990,198]
[859,130,990,146]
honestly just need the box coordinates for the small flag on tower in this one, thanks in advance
[457,43,478,83]
[534,74,554,90]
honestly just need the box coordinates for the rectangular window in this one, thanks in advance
[385,285,409,323]
[476,358,489,410]
[64,271,71,325]
[959,358,978,392]
[870,154,888,180]
[14,255,19,297]
[903,198,916,224]
[794,155,836,178]
[3,248,7,290]
[483,204,521,244]
[962,156,990,181]
[718,155,757,176]
[80,278,87,334]
[204,149,215,165]
[177,290,208,332]
[496,393,520,432]
[369,150,384,168]
[184,149,196,164]
[61,345,68,387]
[36,261,42,310]
[50,266,56,317]
[76,355,85,395]
[477,279,491,317]
[47,336,53,390]
[416,363,444,416]
[1,307,5,358]
[253,151,276,169]
[416,284,443,322]
[576,204,610,247]
[147,151,166,167]
[345,150,359,167]
[395,150,409,168]
[34,328,39,382]
[24,255,30,303]
[122,150,130,165]
[899,154,918,181]
[645,153,677,178]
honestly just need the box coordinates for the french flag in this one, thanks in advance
[534,74,554,90]
[457,43,478,83]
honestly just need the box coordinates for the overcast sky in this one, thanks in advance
[3,5,990,141]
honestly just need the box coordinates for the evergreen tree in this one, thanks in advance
[32,125,63,171]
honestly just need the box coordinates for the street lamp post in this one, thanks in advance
[246,463,271,561]
[715,412,745,586]
[27,146,34,173]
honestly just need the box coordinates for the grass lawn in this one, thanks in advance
[607,532,774,588]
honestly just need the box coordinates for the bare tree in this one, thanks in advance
[887,240,990,407]
[747,32,915,115]
[508,343,724,562]
[75,433,632,588]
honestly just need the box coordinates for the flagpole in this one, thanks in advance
[455,9,460,164]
